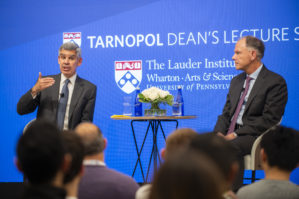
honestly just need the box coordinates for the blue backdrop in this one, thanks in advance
[1,0,298,183]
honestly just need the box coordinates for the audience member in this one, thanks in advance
[149,149,224,199]
[61,130,85,199]
[135,128,197,199]
[189,133,239,199]
[237,126,299,199]
[161,127,197,160]
[16,120,69,199]
[75,122,139,199]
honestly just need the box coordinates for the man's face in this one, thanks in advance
[58,49,82,78]
[232,39,254,72]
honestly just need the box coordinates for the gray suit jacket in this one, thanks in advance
[17,74,97,129]
[214,66,288,136]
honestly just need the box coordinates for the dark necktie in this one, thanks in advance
[227,76,253,134]
[57,79,70,130]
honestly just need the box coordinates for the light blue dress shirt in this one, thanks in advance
[236,64,263,125]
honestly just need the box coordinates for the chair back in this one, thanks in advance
[245,117,282,170]
[23,118,36,134]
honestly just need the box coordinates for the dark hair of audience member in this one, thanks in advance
[149,149,224,199]
[189,133,238,182]
[261,126,299,171]
[62,130,85,184]
[16,119,64,184]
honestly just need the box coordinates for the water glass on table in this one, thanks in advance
[172,102,182,116]
[123,96,133,116]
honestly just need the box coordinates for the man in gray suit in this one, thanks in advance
[17,42,97,130]
[214,36,288,190]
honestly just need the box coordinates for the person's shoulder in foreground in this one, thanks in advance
[237,126,299,199]
[237,179,299,199]
[79,164,139,199]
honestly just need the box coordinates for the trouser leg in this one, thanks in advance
[229,135,257,192]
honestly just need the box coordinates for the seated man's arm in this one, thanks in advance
[236,77,288,136]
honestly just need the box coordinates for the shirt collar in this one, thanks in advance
[83,159,106,166]
[248,64,263,80]
[61,73,77,85]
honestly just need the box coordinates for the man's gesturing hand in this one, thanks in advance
[31,72,55,96]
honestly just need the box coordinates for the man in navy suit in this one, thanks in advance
[214,36,288,191]
[17,42,97,130]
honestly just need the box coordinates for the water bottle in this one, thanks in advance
[176,86,184,116]
[134,87,142,116]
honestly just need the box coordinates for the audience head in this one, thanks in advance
[261,125,299,172]
[189,133,239,188]
[150,149,224,199]
[75,122,106,157]
[16,119,65,185]
[61,130,85,184]
[161,128,197,160]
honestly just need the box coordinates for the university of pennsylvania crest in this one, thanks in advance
[63,32,81,47]
[115,60,142,94]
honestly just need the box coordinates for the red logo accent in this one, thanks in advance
[63,32,81,39]
[115,61,142,71]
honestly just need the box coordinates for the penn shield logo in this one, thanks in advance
[63,32,81,46]
[115,60,142,94]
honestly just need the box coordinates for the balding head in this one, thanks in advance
[75,122,105,156]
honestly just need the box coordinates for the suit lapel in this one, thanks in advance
[244,66,267,114]
[69,76,83,120]
[51,74,61,115]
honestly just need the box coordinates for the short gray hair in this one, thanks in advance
[59,42,82,59]
[243,36,265,60]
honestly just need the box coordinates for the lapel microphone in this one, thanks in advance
[60,93,65,98]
